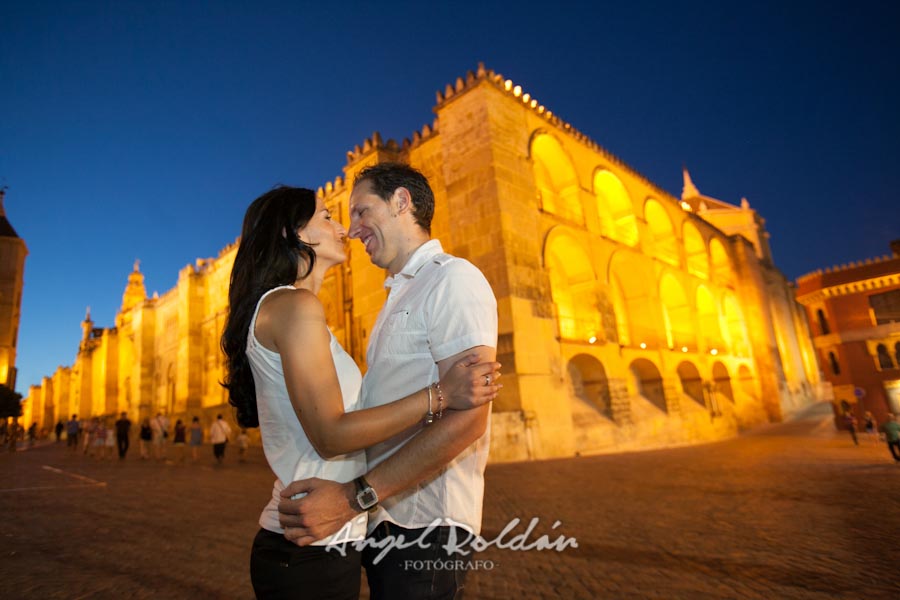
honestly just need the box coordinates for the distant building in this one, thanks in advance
[796,241,900,424]
[0,189,27,392]
[23,65,822,460]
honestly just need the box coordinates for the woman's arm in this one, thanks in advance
[266,289,499,458]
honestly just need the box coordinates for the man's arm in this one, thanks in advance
[364,344,494,498]
[279,345,495,546]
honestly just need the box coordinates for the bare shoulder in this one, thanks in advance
[254,288,325,352]
[263,287,325,323]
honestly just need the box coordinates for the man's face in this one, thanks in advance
[348,179,403,273]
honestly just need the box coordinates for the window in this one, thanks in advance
[869,289,900,325]
[829,351,841,375]
[817,309,830,335]
[877,344,894,370]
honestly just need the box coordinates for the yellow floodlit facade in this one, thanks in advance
[0,189,27,393]
[23,65,822,460]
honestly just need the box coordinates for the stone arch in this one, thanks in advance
[696,284,723,352]
[630,358,667,413]
[709,237,732,285]
[609,251,657,347]
[737,364,758,402]
[722,292,751,358]
[683,221,708,278]
[644,198,680,266]
[677,361,704,406]
[712,362,735,403]
[544,228,600,342]
[660,273,694,351]
[531,132,583,223]
[593,169,638,246]
[568,354,613,420]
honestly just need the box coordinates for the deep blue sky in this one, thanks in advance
[2,1,898,394]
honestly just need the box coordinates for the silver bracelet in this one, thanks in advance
[424,385,435,425]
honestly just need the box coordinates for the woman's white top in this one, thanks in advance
[246,285,367,545]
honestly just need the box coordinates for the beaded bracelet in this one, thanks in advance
[432,382,445,420]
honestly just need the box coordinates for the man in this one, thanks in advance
[210,413,232,464]
[115,411,132,459]
[881,413,900,463]
[278,163,498,598]
[844,410,859,446]
[66,414,80,452]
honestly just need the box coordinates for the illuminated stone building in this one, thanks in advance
[795,241,900,425]
[0,189,27,392]
[23,65,822,459]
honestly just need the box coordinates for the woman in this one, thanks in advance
[172,419,187,463]
[189,416,203,461]
[221,186,500,599]
[138,418,152,459]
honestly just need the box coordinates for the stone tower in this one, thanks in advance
[0,189,28,391]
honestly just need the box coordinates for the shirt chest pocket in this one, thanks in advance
[380,308,429,357]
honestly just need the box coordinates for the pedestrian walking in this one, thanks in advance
[115,412,131,459]
[189,416,202,462]
[66,415,80,452]
[82,417,97,455]
[7,420,18,452]
[54,421,64,442]
[880,413,900,463]
[93,420,108,458]
[843,411,858,446]
[150,412,169,460]
[209,414,231,465]
[139,418,152,459]
[863,411,879,445]
[104,420,116,459]
[236,428,249,463]
[172,419,187,463]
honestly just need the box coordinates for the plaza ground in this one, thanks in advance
[1,402,898,599]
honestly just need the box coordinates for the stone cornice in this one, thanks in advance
[811,322,900,348]
[796,273,900,305]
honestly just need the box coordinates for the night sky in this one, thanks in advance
[2,1,898,394]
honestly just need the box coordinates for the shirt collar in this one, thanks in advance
[385,239,443,288]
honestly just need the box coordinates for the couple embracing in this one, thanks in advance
[222,163,500,599]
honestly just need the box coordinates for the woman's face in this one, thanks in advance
[297,196,347,270]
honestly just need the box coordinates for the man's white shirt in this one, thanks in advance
[362,239,498,535]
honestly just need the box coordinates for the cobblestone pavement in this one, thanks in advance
[2,402,899,599]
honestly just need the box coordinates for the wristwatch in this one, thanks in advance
[353,475,379,512]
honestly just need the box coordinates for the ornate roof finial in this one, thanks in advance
[682,166,701,200]
[133,258,141,272]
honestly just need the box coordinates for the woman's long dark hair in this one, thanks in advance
[221,186,317,428]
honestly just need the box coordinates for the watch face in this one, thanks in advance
[358,488,378,509]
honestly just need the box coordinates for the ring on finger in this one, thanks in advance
[484,374,492,386]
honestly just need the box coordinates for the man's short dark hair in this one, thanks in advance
[355,162,434,234]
